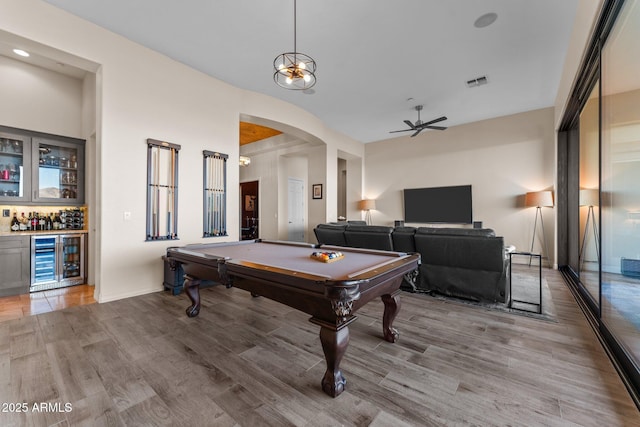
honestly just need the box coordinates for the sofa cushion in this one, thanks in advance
[344,225,394,251]
[314,223,348,246]
[392,226,417,253]
[416,227,496,238]
[415,233,505,272]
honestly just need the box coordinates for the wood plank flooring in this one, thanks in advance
[0,272,639,426]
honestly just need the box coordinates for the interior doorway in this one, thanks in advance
[337,158,347,220]
[288,178,305,241]
[240,180,259,240]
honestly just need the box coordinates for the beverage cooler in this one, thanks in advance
[30,234,85,292]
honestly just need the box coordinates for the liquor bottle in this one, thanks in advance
[38,212,45,231]
[46,213,52,230]
[53,212,60,230]
[27,212,32,231]
[10,212,20,232]
[31,212,38,231]
[19,212,27,231]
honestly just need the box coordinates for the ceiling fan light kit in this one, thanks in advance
[389,105,448,137]
[273,0,317,90]
[466,75,488,88]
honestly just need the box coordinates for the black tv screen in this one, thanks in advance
[403,185,472,224]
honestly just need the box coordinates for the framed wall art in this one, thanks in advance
[312,184,323,199]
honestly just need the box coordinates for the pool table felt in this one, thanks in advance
[181,241,409,281]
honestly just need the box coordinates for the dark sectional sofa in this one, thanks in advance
[314,223,510,303]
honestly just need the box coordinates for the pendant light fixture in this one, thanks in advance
[273,0,316,90]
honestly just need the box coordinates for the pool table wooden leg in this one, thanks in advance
[381,292,401,343]
[319,325,349,398]
[183,274,201,317]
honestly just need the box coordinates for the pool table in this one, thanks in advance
[163,239,419,397]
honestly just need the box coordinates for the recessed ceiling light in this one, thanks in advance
[13,49,30,57]
[474,12,498,28]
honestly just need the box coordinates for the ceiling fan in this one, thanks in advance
[389,105,448,137]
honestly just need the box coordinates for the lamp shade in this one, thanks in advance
[358,199,376,211]
[525,190,554,208]
[579,188,598,207]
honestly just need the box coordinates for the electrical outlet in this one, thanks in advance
[2,209,9,217]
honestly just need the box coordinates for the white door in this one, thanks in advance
[288,178,305,241]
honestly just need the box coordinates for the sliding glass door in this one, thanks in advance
[601,0,640,370]
[559,0,640,400]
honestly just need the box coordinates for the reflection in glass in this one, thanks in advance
[601,0,640,372]
[39,167,60,198]
[579,82,600,302]
[0,137,24,198]
[38,143,79,200]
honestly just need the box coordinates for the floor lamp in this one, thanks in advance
[525,190,554,268]
[358,199,376,225]
[579,189,599,269]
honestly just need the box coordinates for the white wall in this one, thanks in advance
[338,150,364,222]
[554,0,603,127]
[307,145,328,238]
[364,107,557,260]
[0,55,83,137]
[0,0,363,302]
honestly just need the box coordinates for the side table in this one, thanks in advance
[509,251,542,314]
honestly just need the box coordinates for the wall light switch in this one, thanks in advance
[123,211,132,221]
[2,209,9,217]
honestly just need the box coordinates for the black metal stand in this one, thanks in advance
[579,205,600,269]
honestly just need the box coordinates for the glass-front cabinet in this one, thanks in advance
[0,130,31,203]
[33,137,84,203]
[0,125,84,205]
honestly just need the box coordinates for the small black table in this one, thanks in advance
[508,251,542,314]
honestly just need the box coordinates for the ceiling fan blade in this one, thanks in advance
[420,116,448,127]
[404,120,417,130]
[411,129,423,137]
[389,129,413,133]
[425,125,447,131]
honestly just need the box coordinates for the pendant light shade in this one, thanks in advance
[273,0,317,90]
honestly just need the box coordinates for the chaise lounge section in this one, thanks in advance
[313,223,509,303]
[414,227,509,303]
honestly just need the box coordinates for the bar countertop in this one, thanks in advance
[0,229,88,237]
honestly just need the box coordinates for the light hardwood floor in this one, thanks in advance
[0,285,96,322]
[0,272,639,426]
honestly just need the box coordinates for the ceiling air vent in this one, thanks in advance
[466,76,488,88]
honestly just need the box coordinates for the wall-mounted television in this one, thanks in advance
[403,185,472,224]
